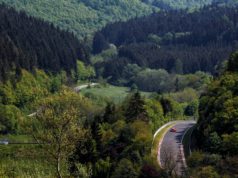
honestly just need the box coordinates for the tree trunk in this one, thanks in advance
[57,156,62,178]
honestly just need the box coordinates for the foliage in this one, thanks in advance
[0,104,23,134]
[75,60,95,82]
[0,4,89,81]
[196,166,219,178]
[145,99,164,132]
[147,0,213,9]
[32,90,96,177]
[0,0,155,38]
[94,5,238,76]
[0,69,55,110]
[125,92,148,122]
[198,71,238,155]
[98,56,211,92]
[111,159,139,178]
[187,151,205,168]
[191,50,238,178]
[81,84,152,105]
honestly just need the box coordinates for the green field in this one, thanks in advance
[0,134,55,177]
[0,144,59,177]
[80,84,152,104]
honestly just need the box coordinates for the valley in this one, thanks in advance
[0,1,238,178]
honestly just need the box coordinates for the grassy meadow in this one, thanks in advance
[80,84,153,104]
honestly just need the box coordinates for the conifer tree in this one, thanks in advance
[125,92,148,122]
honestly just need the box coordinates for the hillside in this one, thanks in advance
[0,4,89,81]
[144,0,238,9]
[0,0,155,38]
[144,0,213,9]
[198,51,238,155]
[93,5,238,84]
[186,50,238,177]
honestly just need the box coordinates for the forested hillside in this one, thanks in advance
[185,50,238,177]
[1,0,237,39]
[0,5,89,81]
[93,5,238,82]
[0,0,155,38]
[144,0,238,9]
[143,0,213,9]
[197,51,238,155]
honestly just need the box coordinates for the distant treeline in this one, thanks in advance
[93,5,238,76]
[0,4,89,81]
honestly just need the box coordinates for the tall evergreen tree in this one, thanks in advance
[125,92,148,122]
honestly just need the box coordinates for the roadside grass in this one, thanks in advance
[0,134,34,143]
[182,125,195,158]
[80,84,152,104]
[0,142,68,177]
[151,123,176,166]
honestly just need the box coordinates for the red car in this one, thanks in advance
[170,128,177,132]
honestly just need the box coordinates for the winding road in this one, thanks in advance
[159,121,196,176]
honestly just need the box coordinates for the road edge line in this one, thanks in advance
[156,122,177,167]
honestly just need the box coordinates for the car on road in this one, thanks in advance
[170,128,177,132]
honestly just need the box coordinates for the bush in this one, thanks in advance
[187,151,205,168]
[197,166,219,178]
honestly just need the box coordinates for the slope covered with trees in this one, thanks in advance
[0,0,155,38]
[186,51,238,177]
[93,5,238,83]
[143,0,213,9]
[197,51,238,155]
[0,4,89,81]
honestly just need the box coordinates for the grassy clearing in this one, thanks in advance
[0,144,54,177]
[0,134,34,143]
[80,84,152,104]
[182,125,195,158]
[151,123,176,166]
[0,143,70,177]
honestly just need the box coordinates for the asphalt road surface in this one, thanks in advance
[159,121,196,176]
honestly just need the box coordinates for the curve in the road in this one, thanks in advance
[159,121,196,176]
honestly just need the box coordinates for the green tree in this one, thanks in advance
[184,99,199,117]
[76,60,95,82]
[160,97,173,116]
[222,132,238,155]
[125,92,148,122]
[111,159,139,178]
[227,51,238,72]
[196,166,219,178]
[172,59,183,74]
[206,132,222,153]
[144,99,164,132]
[0,81,16,105]
[103,103,117,123]
[32,91,86,178]
[0,104,23,134]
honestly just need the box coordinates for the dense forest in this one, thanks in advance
[1,0,237,39]
[0,0,155,38]
[93,5,238,82]
[185,51,238,177]
[144,0,238,9]
[0,68,198,177]
[0,5,89,81]
[143,0,213,9]
[1,1,238,177]
[197,51,238,156]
